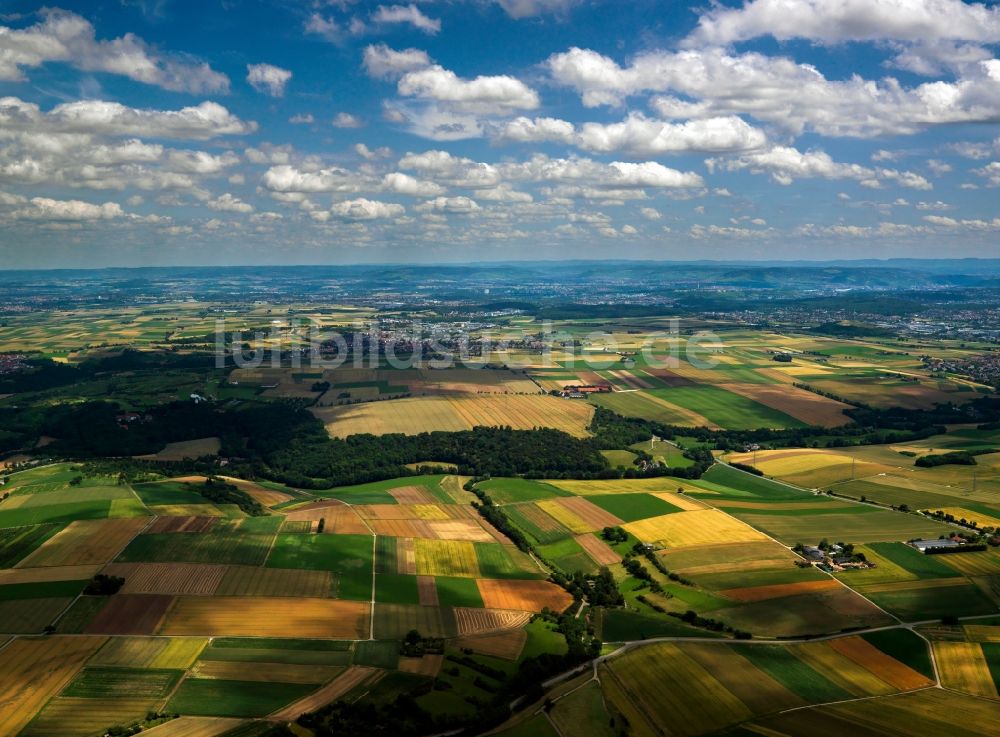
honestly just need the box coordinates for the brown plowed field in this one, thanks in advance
[476,579,573,613]
[454,630,527,660]
[720,579,841,603]
[103,563,226,595]
[417,575,438,606]
[574,534,621,566]
[85,594,175,635]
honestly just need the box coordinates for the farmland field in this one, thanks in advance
[314,395,594,438]
[9,279,1000,735]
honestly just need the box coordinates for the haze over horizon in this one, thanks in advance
[2,0,1000,268]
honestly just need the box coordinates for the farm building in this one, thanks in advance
[910,538,963,553]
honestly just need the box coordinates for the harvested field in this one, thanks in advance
[720,579,841,603]
[159,596,370,638]
[314,395,594,438]
[537,497,623,533]
[356,504,451,521]
[427,519,495,542]
[651,492,707,511]
[717,383,852,427]
[397,537,417,575]
[18,517,148,567]
[284,504,369,535]
[623,509,767,547]
[828,636,933,691]
[146,516,218,534]
[659,540,797,574]
[0,564,100,584]
[268,667,382,721]
[941,550,1000,576]
[216,566,332,598]
[398,654,444,676]
[0,636,106,736]
[103,562,226,595]
[454,629,527,660]
[934,641,1000,698]
[965,625,1000,642]
[388,485,438,504]
[414,539,480,577]
[476,579,573,613]
[190,660,341,684]
[454,607,532,635]
[574,534,621,566]
[85,594,175,635]
[417,575,439,606]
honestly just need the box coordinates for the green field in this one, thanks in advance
[649,386,806,430]
[118,525,276,566]
[434,576,484,607]
[265,533,373,600]
[478,478,570,504]
[0,524,62,566]
[0,580,86,600]
[739,645,852,702]
[375,573,421,605]
[166,678,317,717]
[587,493,682,522]
[861,628,935,679]
[353,640,401,669]
[863,582,998,621]
[734,509,954,545]
[538,537,600,575]
[473,542,544,580]
[132,481,207,506]
[63,666,182,698]
[866,542,963,579]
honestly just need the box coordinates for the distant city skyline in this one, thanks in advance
[1,0,1000,267]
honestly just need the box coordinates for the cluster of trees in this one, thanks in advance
[915,451,978,467]
[194,477,267,516]
[84,574,125,596]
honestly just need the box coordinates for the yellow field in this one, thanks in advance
[356,503,452,520]
[142,717,245,737]
[158,597,370,639]
[0,564,100,584]
[606,643,753,736]
[934,507,1000,528]
[730,450,856,475]
[535,499,594,534]
[0,636,107,736]
[313,394,594,438]
[413,538,480,577]
[934,642,1000,698]
[940,549,1000,576]
[623,509,768,547]
[18,517,148,567]
[964,625,1000,642]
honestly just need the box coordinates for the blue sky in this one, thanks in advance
[1,0,999,267]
